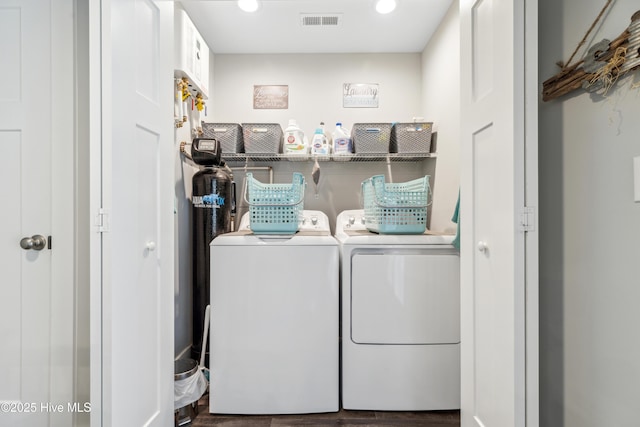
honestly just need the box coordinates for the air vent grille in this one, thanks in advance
[301,13,342,27]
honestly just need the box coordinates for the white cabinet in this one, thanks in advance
[175,9,209,99]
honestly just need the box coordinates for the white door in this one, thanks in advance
[95,0,175,425]
[460,0,539,426]
[0,0,75,426]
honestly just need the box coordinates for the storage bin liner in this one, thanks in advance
[174,368,208,411]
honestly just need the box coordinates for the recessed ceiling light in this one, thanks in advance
[238,0,260,13]
[375,0,397,14]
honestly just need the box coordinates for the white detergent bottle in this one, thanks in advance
[310,128,329,156]
[320,121,332,152]
[283,119,307,155]
[332,122,353,155]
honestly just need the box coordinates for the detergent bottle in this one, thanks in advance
[332,122,353,155]
[310,127,329,156]
[282,119,307,155]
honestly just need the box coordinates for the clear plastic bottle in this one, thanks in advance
[332,122,353,155]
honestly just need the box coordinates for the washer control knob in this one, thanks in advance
[311,216,318,226]
[348,216,355,225]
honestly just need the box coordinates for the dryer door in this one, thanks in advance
[351,249,460,344]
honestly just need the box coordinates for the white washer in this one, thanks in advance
[336,209,460,411]
[209,210,339,414]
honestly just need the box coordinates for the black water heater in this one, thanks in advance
[190,138,233,365]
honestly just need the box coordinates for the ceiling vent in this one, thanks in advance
[300,13,342,27]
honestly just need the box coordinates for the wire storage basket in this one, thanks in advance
[242,123,283,154]
[202,123,244,154]
[351,123,392,154]
[362,175,430,234]
[245,172,305,234]
[390,122,433,154]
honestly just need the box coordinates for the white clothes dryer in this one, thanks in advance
[336,209,460,411]
[209,210,339,414]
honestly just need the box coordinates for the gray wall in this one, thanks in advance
[539,1,640,425]
[210,53,424,136]
[421,2,460,233]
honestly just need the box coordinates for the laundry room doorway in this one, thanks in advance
[80,0,541,425]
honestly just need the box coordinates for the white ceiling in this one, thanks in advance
[180,0,454,54]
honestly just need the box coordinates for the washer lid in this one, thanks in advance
[211,233,337,246]
[351,251,460,345]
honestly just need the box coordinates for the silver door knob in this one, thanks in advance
[477,241,488,253]
[20,235,47,251]
[145,241,157,251]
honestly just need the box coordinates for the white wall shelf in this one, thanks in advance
[223,153,437,164]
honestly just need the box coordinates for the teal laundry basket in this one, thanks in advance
[245,172,305,234]
[362,174,430,234]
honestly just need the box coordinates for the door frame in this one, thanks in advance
[89,0,106,424]
[51,0,76,421]
[524,0,539,424]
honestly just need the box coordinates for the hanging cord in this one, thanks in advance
[563,0,614,71]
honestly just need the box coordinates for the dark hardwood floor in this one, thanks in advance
[191,394,461,427]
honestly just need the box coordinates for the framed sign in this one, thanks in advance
[253,85,289,109]
[343,83,379,108]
